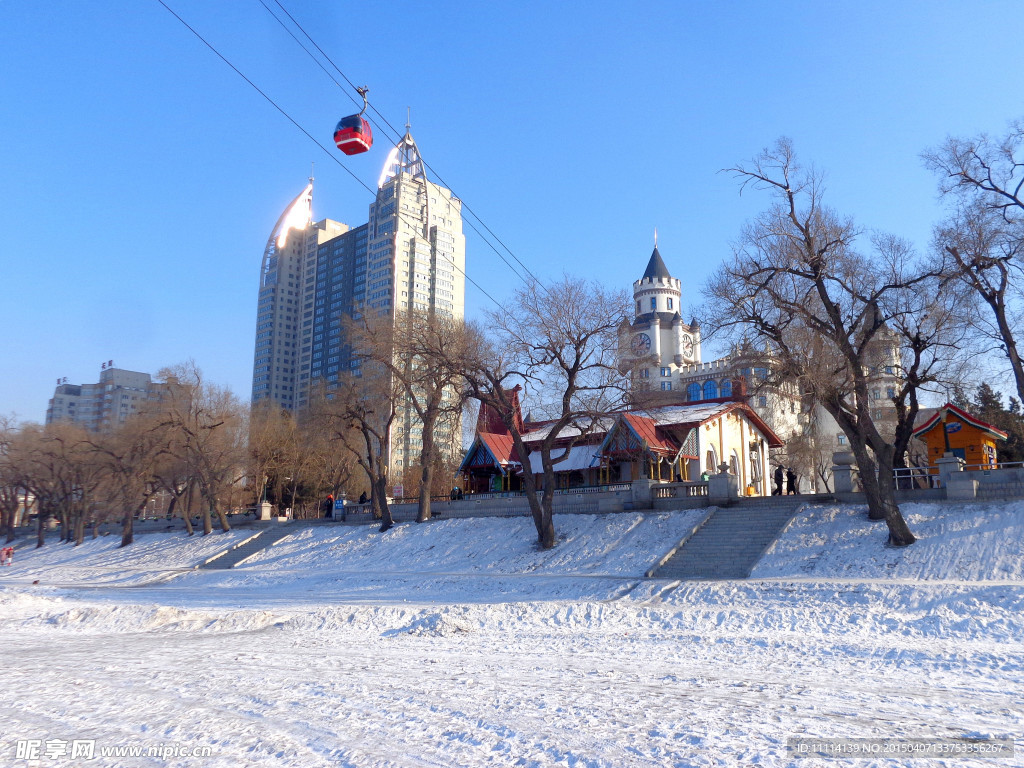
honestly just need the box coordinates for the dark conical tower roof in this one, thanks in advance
[642,246,672,280]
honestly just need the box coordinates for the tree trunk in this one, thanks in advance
[36,511,46,548]
[3,506,15,543]
[73,514,85,546]
[992,299,1024,407]
[417,463,433,523]
[374,475,394,532]
[120,509,135,548]
[215,504,231,532]
[872,446,916,546]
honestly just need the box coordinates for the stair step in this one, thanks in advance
[651,505,796,580]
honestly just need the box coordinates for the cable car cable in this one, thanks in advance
[154,0,504,310]
[266,0,545,291]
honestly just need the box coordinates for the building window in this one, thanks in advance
[660,381,672,391]
[639,369,649,379]
[837,434,847,445]
[687,382,701,401]
[661,367,671,377]
[872,389,881,400]
[758,396,767,407]
[636,301,641,314]
[667,297,673,310]
[703,380,718,399]
[720,379,732,398]
[887,387,896,399]
[885,365,894,374]
[650,297,657,311]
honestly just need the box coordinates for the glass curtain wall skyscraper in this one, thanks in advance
[251,182,346,410]
[366,128,466,475]
[251,127,466,477]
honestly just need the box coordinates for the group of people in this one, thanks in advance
[773,465,799,496]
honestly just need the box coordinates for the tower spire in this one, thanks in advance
[654,227,658,248]
[406,106,411,134]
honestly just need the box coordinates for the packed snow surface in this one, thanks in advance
[1,502,1022,767]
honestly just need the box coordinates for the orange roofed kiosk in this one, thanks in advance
[912,403,1008,469]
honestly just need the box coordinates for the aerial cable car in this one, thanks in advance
[333,86,373,156]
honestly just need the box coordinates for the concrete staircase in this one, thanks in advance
[199,527,295,570]
[651,496,820,580]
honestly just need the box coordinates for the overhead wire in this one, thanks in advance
[265,0,545,291]
[154,0,504,310]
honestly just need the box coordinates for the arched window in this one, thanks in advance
[703,380,718,399]
[705,447,718,473]
[720,379,733,398]
[687,382,701,401]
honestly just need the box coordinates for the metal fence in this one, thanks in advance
[893,461,1024,490]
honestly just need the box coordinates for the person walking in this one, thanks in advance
[786,467,798,495]
[773,465,785,496]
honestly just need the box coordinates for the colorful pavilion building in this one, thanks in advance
[912,403,1008,468]
[458,385,784,496]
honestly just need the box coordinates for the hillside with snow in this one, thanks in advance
[1,501,1021,767]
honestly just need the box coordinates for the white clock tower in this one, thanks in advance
[620,243,702,382]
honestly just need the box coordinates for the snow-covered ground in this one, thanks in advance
[1,503,1022,767]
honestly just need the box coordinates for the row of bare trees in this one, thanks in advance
[705,118,1024,546]
[0,363,247,548]
[5,124,1019,554]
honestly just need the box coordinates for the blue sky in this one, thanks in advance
[2,1,1023,422]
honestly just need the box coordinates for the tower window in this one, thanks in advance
[667,298,673,310]
[636,301,641,314]
[650,297,657,311]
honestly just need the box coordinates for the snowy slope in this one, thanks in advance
[1,529,252,586]
[0,502,1021,767]
[752,500,1024,581]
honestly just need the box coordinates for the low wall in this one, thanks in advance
[342,487,636,525]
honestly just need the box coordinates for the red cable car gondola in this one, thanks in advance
[334,86,373,156]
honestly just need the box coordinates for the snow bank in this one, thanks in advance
[239,511,707,576]
[0,501,1022,767]
[752,500,1024,581]
[0,529,251,585]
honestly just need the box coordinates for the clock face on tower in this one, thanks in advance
[681,333,694,360]
[631,333,652,355]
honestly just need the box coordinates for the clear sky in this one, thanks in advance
[2,1,1023,423]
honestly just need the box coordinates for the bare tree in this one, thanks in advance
[16,423,105,546]
[925,123,1024,403]
[707,139,957,546]
[312,366,400,532]
[458,276,631,549]
[153,363,246,535]
[87,414,167,547]
[0,417,28,543]
[351,308,469,522]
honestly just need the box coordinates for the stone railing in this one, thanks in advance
[652,482,709,499]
